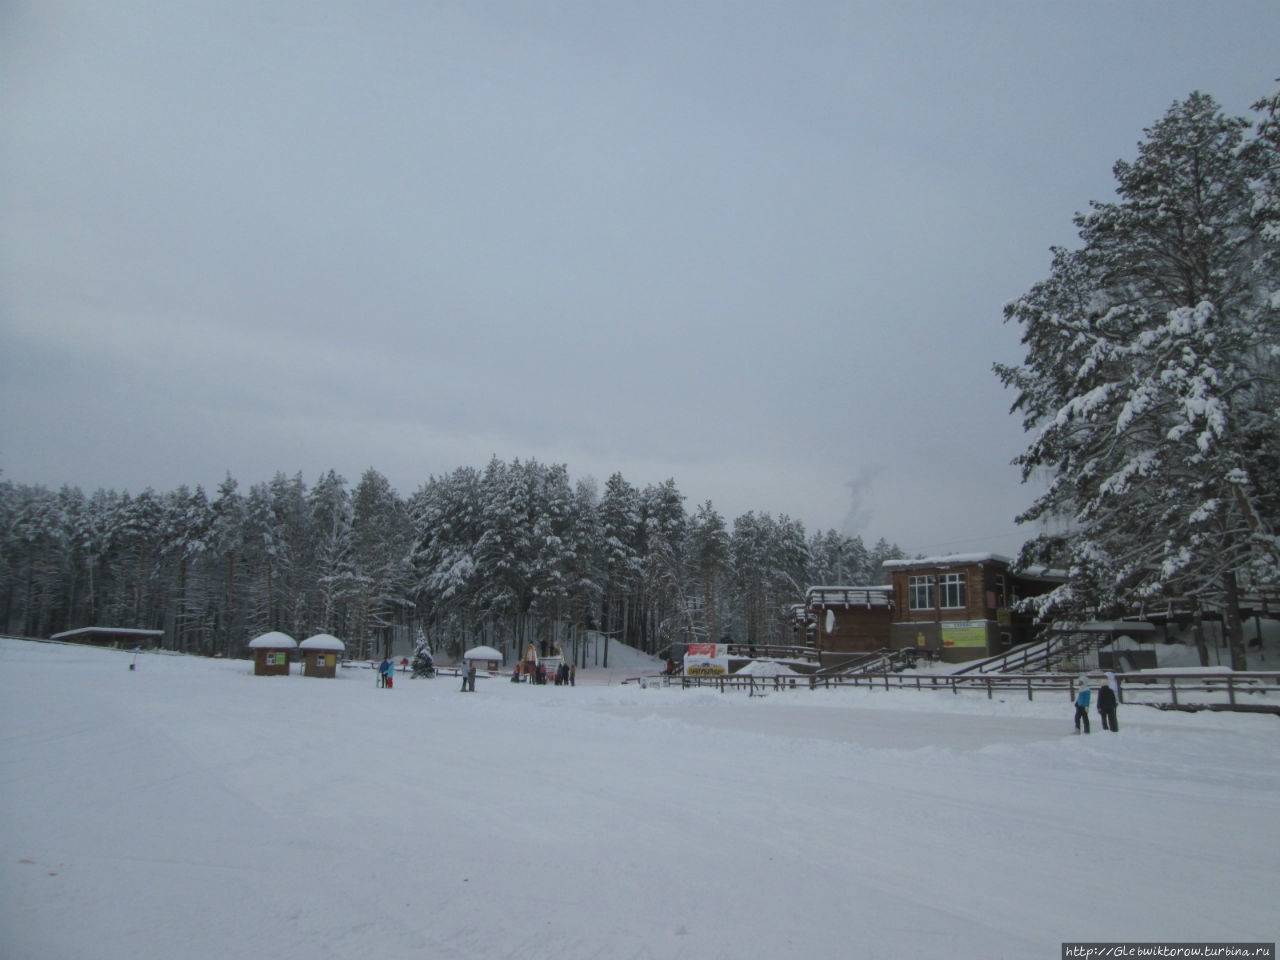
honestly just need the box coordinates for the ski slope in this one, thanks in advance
[1,638,1276,959]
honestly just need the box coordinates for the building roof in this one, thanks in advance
[881,554,1068,581]
[248,632,298,649]
[882,553,1015,569]
[299,634,345,651]
[806,585,894,607]
[50,626,165,640]
[463,645,503,660]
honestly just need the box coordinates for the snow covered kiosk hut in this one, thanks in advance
[462,645,502,676]
[300,634,345,678]
[249,632,297,676]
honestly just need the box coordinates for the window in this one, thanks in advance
[908,575,935,610]
[940,573,966,609]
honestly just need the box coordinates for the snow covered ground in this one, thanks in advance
[2,637,1277,960]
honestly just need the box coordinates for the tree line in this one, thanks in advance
[0,460,904,664]
[997,87,1280,668]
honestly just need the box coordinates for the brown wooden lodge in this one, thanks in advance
[803,554,1065,665]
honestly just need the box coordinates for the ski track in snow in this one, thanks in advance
[2,638,1278,960]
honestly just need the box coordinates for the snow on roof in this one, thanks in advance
[879,555,1068,581]
[806,584,893,593]
[299,634,345,651]
[248,632,298,649]
[881,553,1015,569]
[1017,565,1069,581]
[806,585,894,606]
[463,645,503,660]
[1051,621,1157,634]
[50,626,165,640]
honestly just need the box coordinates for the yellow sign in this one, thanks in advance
[941,621,987,648]
[686,663,727,676]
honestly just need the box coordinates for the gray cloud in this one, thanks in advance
[2,0,1277,553]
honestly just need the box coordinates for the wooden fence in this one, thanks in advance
[669,670,1280,708]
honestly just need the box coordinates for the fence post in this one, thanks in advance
[1227,675,1236,706]
[986,676,993,700]
[1170,676,1177,705]
[1026,676,1033,702]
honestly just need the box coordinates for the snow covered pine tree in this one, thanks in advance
[996,89,1280,667]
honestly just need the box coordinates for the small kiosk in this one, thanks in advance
[249,632,297,676]
[462,645,503,676]
[300,634,345,678]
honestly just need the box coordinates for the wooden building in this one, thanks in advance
[805,586,895,666]
[462,645,503,674]
[299,634,345,678]
[249,632,297,676]
[882,554,1064,662]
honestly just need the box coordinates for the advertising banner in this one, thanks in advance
[941,620,989,649]
[684,657,729,676]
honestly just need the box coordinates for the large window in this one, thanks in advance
[908,575,935,610]
[940,573,966,609]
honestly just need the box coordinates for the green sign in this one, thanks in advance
[941,621,988,648]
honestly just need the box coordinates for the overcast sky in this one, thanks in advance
[2,1,1277,556]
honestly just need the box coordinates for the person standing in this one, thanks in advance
[467,662,477,692]
[569,663,576,687]
[1073,682,1091,734]
[1097,677,1119,732]
[459,661,469,693]
[378,658,390,688]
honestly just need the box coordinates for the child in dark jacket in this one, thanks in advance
[1097,681,1118,732]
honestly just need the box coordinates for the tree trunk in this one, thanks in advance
[1191,603,1210,667]
[1222,571,1247,671]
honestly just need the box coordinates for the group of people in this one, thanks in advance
[459,661,477,692]
[1073,675,1119,733]
[510,660,575,685]
[376,658,396,688]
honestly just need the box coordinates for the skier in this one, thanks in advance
[1097,676,1119,732]
[1073,682,1091,734]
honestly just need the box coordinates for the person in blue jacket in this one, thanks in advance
[1074,683,1091,734]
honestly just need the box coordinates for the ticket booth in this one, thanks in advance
[249,632,297,676]
[300,634,345,678]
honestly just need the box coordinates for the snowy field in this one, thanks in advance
[2,638,1277,960]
